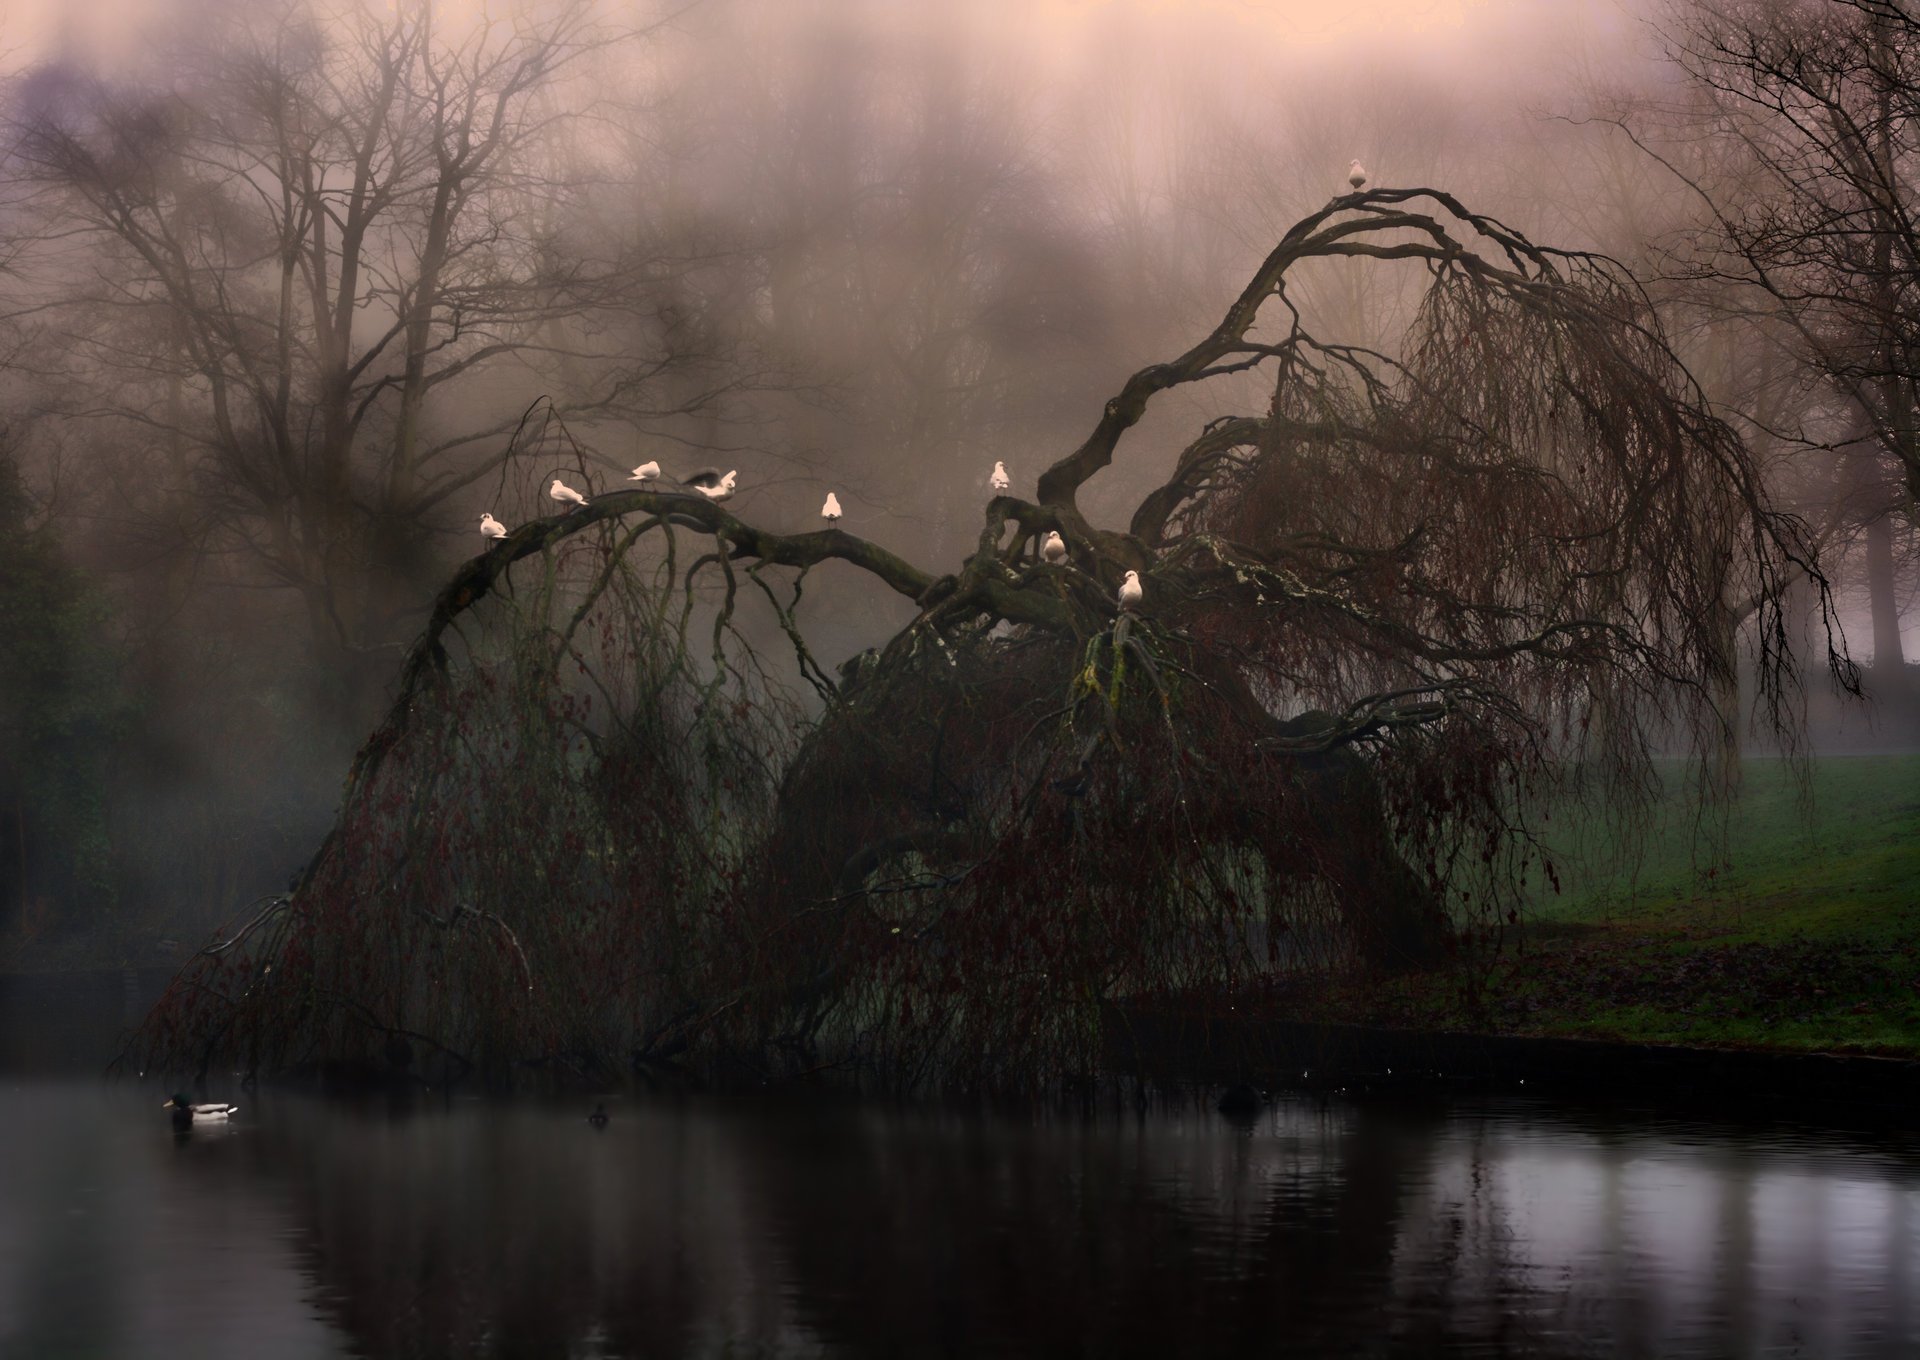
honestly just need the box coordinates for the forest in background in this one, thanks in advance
[0,0,1913,988]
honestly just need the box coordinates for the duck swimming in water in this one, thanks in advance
[164,1093,238,1130]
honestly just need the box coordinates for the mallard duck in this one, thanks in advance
[164,1094,238,1129]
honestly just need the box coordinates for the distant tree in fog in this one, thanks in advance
[7,0,743,716]
[1642,0,1920,680]
[0,442,125,934]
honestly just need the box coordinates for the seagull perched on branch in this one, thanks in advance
[1118,570,1143,610]
[549,478,589,510]
[684,468,737,501]
[479,512,508,543]
[1347,159,1368,191]
[822,492,842,522]
[628,460,660,482]
[990,461,1010,492]
[1042,530,1067,564]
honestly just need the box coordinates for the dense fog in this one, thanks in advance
[0,0,1913,955]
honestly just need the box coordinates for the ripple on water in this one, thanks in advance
[0,1074,1917,1357]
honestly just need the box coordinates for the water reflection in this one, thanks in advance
[2,1080,1917,1358]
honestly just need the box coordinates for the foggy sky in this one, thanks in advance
[3,0,1650,96]
[0,0,1907,988]
[2,0,1907,656]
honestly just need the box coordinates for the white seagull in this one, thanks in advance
[822,492,842,522]
[1118,570,1144,610]
[990,461,1011,492]
[1042,530,1068,565]
[479,512,508,542]
[628,460,661,482]
[1347,159,1368,191]
[684,468,737,501]
[549,478,589,510]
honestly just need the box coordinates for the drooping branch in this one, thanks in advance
[129,180,1845,1091]
[1129,417,1266,547]
[288,486,939,899]
[1035,187,1628,520]
[418,488,934,683]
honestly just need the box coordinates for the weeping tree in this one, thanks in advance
[129,188,1843,1089]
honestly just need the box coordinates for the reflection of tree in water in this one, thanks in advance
[258,1099,820,1357]
[726,1098,1596,1356]
[244,1094,1920,1356]
[263,1097,1518,1356]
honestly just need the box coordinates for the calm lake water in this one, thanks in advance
[3,975,1918,1357]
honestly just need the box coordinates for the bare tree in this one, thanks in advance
[1633,0,1920,679]
[131,186,1842,1089]
[8,0,737,716]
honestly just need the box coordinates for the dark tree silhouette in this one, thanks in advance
[8,2,740,721]
[1638,0,1920,677]
[129,187,1843,1089]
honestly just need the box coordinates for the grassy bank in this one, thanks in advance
[1300,754,1920,1056]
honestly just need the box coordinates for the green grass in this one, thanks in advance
[1309,755,1920,1056]
[1536,753,1920,946]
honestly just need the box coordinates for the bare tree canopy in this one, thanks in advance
[127,185,1842,1090]
[1648,0,1920,525]
[7,0,749,711]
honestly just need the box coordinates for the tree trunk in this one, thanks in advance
[1273,712,1451,973]
[1866,513,1909,692]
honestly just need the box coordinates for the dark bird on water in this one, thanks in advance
[588,1102,610,1128]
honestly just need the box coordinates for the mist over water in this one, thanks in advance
[6,1069,1920,1354]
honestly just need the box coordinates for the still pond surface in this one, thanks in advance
[2,972,1916,1358]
